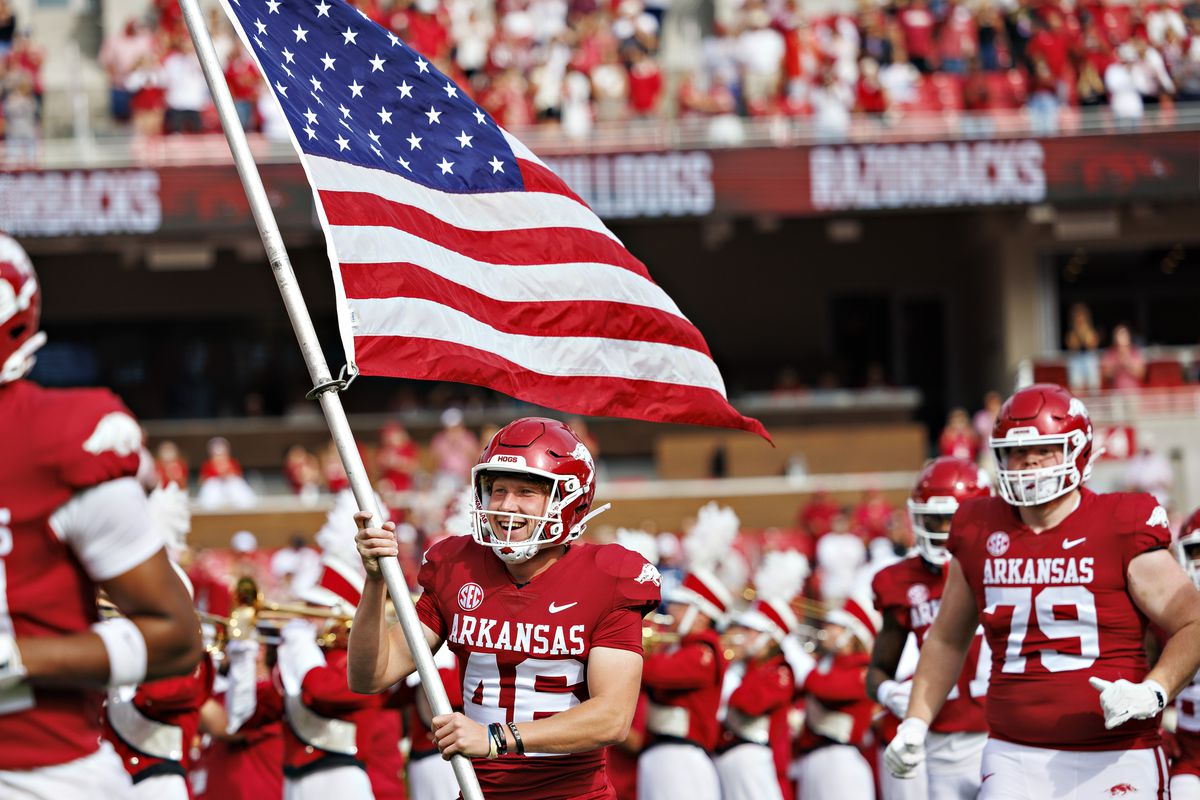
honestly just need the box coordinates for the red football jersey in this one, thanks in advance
[416,536,660,800]
[643,627,727,750]
[104,654,215,781]
[948,489,1171,751]
[1173,669,1200,778]
[198,681,285,800]
[872,555,988,734]
[0,380,151,769]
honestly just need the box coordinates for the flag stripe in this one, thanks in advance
[320,189,648,275]
[327,225,685,317]
[353,334,767,436]
[515,158,590,208]
[348,296,726,391]
[308,156,619,243]
[339,262,713,354]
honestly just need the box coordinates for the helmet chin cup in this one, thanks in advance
[996,462,1079,507]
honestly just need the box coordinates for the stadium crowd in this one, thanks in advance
[3,0,1200,150]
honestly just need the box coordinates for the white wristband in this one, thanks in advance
[92,617,148,687]
[877,679,900,705]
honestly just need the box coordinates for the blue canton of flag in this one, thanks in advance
[220,0,522,193]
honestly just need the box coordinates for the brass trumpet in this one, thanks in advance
[198,577,353,656]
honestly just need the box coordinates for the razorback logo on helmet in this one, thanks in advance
[82,412,142,457]
[635,563,662,586]
[1146,506,1169,528]
[571,441,596,487]
[0,267,36,326]
[986,531,1010,557]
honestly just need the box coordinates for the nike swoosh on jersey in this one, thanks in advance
[548,601,578,614]
[1062,537,1087,550]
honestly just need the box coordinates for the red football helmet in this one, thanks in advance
[1176,508,1200,589]
[0,232,45,384]
[990,383,1094,506]
[470,417,606,563]
[907,457,992,565]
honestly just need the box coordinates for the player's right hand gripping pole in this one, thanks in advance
[884,717,929,779]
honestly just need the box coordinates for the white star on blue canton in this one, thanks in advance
[266,0,280,13]
[303,125,317,140]
[371,145,383,158]
[406,133,422,150]
[368,130,381,144]
[310,75,323,92]
[473,108,487,124]
[397,81,412,99]
[369,54,386,72]
[321,52,336,70]
[338,104,352,119]
[437,158,454,175]
[396,155,411,170]
[456,131,473,148]
[378,107,393,124]
[314,0,330,16]
[292,24,308,42]
[425,106,441,124]
[415,57,429,73]
[443,82,457,98]
[387,32,400,47]
[341,27,357,45]
[254,18,267,34]
[336,135,350,151]
[303,108,318,125]
[275,81,288,97]
[489,156,504,173]
[349,80,364,98]
[282,47,295,63]
[253,35,264,48]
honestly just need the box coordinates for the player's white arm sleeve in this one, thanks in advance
[49,477,165,581]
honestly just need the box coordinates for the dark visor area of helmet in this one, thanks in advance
[915,513,953,534]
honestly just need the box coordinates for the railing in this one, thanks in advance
[7,103,1200,171]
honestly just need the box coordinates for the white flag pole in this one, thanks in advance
[175,3,483,797]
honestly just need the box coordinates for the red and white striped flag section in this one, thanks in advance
[219,0,767,440]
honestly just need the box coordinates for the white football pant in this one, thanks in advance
[408,754,460,800]
[638,743,720,800]
[792,744,875,800]
[978,739,1168,800]
[716,742,784,800]
[1173,773,1200,800]
[284,765,375,800]
[0,741,135,800]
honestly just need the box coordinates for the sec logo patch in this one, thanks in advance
[986,531,1010,557]
[907,584,929,605]
[457,582,485,611]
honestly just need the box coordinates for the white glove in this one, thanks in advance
[147,483,191,553]
[1089,677,1166,730]
[779,634,817,685]
[877,679,913,719]
[883,717,928,779]
[0,632,28,692]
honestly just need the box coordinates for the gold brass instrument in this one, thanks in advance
[198,577,354,656]
[642,613,680,652]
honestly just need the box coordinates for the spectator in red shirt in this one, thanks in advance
[938,0,977,74]
[376,422,418,494]
[282,444,320,500]
[224,47,261,130]
[855,58,888,113]
[798,490,841,539]
[851,488,894,542]
[897,0,938,73]
[155,440,190,488]
[625,44,663,116]
[938,407,981,461]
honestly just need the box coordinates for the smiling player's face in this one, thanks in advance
[486,476,551,543]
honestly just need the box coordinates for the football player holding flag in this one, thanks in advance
[0,231,203,797]
[350,417,660,800]
[887,384,1200,799]
[1172,508,1200,799]
[869,457,990,800]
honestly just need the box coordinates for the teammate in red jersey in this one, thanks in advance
[1172,508,1200,799]
[0,232,203,797]
[350,417,660,800]
[888,384,1200,799]
[869,456,991,800]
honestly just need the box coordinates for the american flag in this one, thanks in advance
[217,0,767,439]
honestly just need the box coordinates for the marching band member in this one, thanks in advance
[639,503,738,800]
[716,550,811,800]
[103,484,215,799]
[792,595,881,800]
